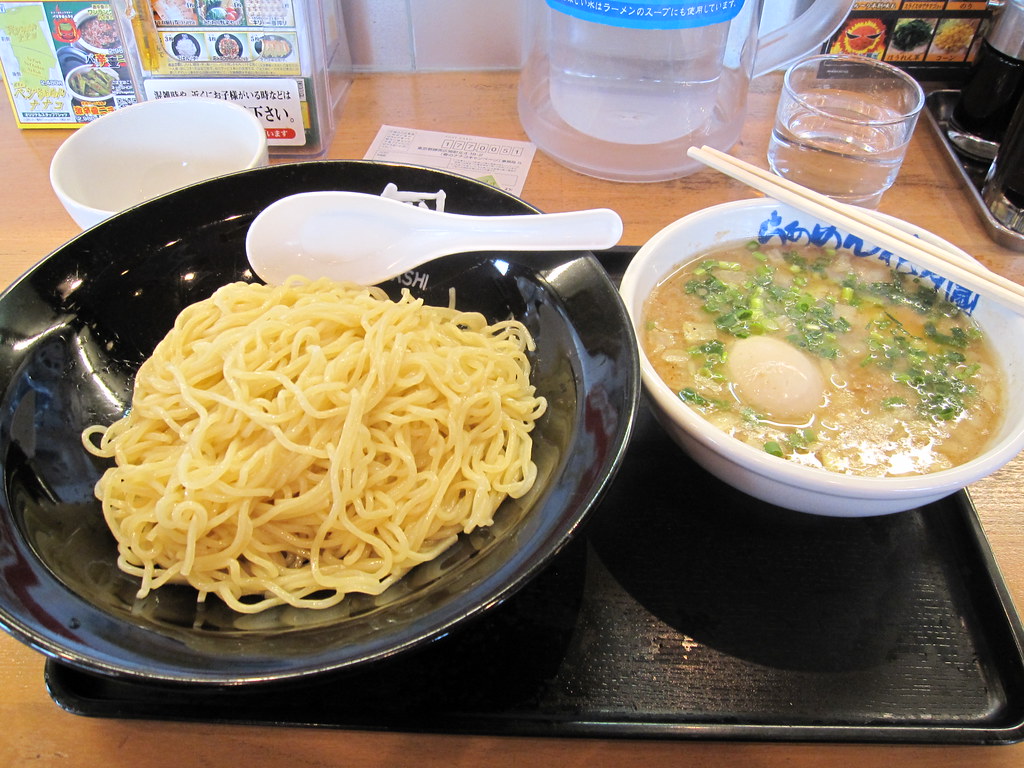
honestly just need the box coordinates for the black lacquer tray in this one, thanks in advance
[44,249,1024,744]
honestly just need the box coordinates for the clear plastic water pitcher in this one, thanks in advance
[518,0,854,182]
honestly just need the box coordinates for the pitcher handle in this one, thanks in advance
[753,0,855,79]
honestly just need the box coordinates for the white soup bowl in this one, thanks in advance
[619,198,1024,516]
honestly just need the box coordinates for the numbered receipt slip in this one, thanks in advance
[365,125,536,196]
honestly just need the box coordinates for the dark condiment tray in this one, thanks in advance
[923,89,1024,252]
[43,248,1024,744]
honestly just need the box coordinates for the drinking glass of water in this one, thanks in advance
[767,54,925,208]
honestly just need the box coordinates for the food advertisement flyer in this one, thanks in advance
[123,0,327,150]
[822,0,992,80]
[135,0,300,77]
[0,1,137,127]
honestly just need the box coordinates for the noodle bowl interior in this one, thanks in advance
[642,239,1003,477]
[82,278,547,615]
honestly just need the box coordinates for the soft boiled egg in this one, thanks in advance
[725,336,825,420]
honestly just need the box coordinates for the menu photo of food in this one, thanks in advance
[208,31,245,60]
[150,0,198,26]
[252,32,294,62]
[927,17,980,62]
[64,63,120,100]
[58,6,135,108]
[72,7,121,53]
[886,17,935,61]
[199,0,243,25]
[164,30,204,61]
[242,0,292,27]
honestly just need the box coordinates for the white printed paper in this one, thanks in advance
[364,125,535,196]
[143,77,304,145]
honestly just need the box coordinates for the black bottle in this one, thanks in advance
[950,0,1024,161]
[983,95,1024,232]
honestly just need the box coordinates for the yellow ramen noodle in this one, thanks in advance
[83,278,547,613]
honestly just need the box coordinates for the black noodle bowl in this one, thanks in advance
[0,161,639,684]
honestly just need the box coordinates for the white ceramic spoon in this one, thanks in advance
[245,190,624,285]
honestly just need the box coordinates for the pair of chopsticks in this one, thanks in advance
[687,145,1024,316]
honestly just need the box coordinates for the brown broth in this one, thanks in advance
[643,239,1003,477]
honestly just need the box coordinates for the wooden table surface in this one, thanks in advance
[2,70,1024,767]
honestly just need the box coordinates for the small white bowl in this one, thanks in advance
[620,198,1024,516]
[50,97,268,229]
